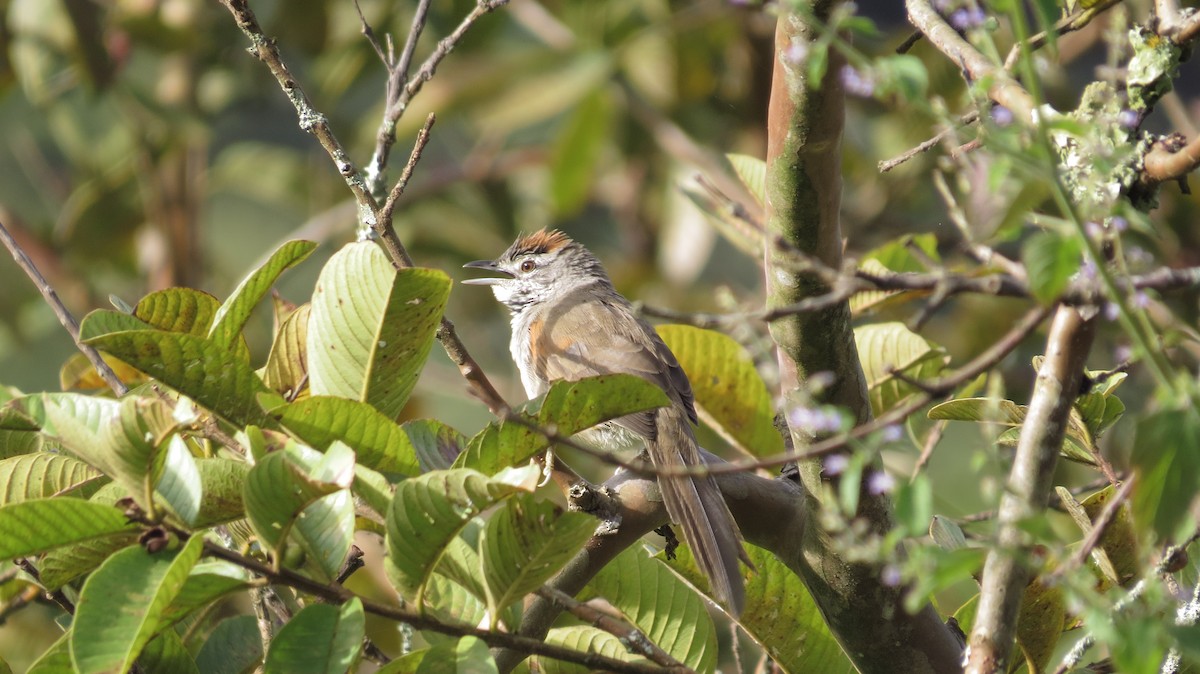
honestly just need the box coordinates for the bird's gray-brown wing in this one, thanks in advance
[529,285,747,613]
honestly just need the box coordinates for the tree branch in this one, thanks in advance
[966,306,1098,673]
[766,5,962,672]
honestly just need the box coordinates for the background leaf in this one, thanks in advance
[263,598,363,674]
[856,322,949,416]
[657,324,783,457]
[1131,409,1200,542]
[1021,231,1083,304]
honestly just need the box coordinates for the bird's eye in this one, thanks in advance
[519,259,536,273]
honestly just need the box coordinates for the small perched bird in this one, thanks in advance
[463,229,749,614]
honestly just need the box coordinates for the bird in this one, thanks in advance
[463,229,749,615]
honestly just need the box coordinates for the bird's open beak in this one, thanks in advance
[462,259,511,285]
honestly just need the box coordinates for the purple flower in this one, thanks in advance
[1104,302,1120,321]
[881,564,903,587]
[950,7,986,30]
[840,64,876,98]
[1132,291,1150,309]
[1079,257,1098,279]
[867,471,896,495]
[1114,344,1133,364]
[991,105,1014,127]
[882,425,903,443]
[789,405,844,434]
[824,454,849,477]
[1118,109,1139,129]
[1085,221,1104,239]
[1110,216,1129,232]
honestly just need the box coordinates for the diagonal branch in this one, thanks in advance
[966,305,1098,673]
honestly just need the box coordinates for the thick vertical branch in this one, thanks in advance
[966,306,1097,673]
[764,6,962,672]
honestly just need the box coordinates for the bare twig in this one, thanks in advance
[534,587,688,670]
[1002,0,1125,70]
[906,0,1035,119]
[878,111,979,173]
[378,113,436,241]
[200,541,667,674]
[363,0,510,193]
[1142,133,1200,185]
[0,220,127,396]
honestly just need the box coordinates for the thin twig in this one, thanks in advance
[0,220,127,396]
[878,111,979,173]
[200,541,673,674]
[1002,0,1125,70]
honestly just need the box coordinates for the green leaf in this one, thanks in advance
[263,598,363,674]
[94,396,177,512]
[158,561,252,628]
[1079,485,1139,587]
[26,634,72,674]
[0,429,43,459]
[0,499,138,560]
[60,352,149,390]
[1022,231,1083,304]
[726,153,766,207]
[479,495,594,622]
[378,636,495,674]
[307,242,450,419]
[663,543,855,673]
[537,627,650,674]
[864,234,940,271]
[138,630,199,674]
[875,54,929,100]
[453,374,669,474]
[431,519,488,604]
[32,394,120,459]
[263,303,311,397]
[385,468,534,602]
[423,570,488,630]
[930,515,968,551]
[39,532,141,591]
[0,453,105,504]
[1131,409,1200,542]
[70,536,204,674]
[84,331,283,428]
[209,240,316,350]
[78,310,156,341]
[155,435,202,526]
[586,547,717,672]
[194,615,263,674]
[928,398,1026,424]
[404,419,466,472]
[193,458,249,528]
[657,325,783,457]
[550,89,612,216]
[243,442,354,580]
[275,396,420,476]
[134,288,222,336]
[856,322,949,416]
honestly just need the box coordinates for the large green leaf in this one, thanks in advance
[78,310,156,341]
[657,325,782,457]
[194,615,263,674]
[158,561,252,628]
[263,303,311,397]
[453,374,669,474]
[70,536,204,674]
[209,240,316,351]
[243,442,354,580]
[26,634,71,674]
[0,499,138,560]
[138,630,199,674]
[585,547,717,673]
[537,627,650,674]
[1131,409,1200,542]
[263,598,363,674]
[1022,231,1083,304]
[275,396,420,476]
[377,637,495,674]
[84,331,283,428]
[856,322,949,417]
[307,242,450,419]
[155,436,202,526]
[134,288,222,336]
[39,532,141,591]
[0,453,105,504]
[31,394,120,463]
[94,396,177,511]
[192,458,249,528]
[663,544,855,674]
[930,397,1101,466]
[0,429,43,459]
[385,467,536,602]
[404,419,466,472]
[479,495,594,622]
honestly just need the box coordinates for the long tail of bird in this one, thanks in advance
[651,405,750,616]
